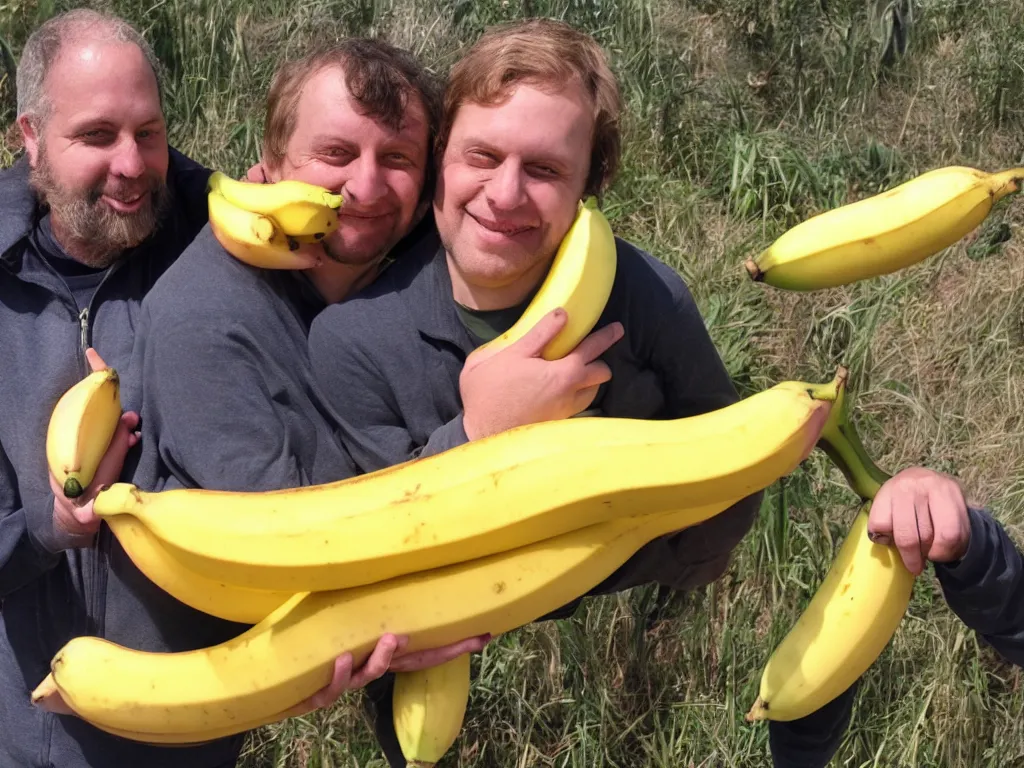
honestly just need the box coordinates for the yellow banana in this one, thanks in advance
[208,190,322,270]
[745,165,1024,291]
[483,196,617,360]
[45,368,121,498]
[746,504,914,722]
[43,495,751,738]
[107,515,290,624]
[393,655,471,767]
[208,170,342,238]
[95,372,840,592]
[747,376,912,723]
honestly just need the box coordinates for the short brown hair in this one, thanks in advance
[438,18,623,197]
[262,38,442,193]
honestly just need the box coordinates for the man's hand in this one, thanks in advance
[461,308,624,441]
[280,632,491,716]
[244,163,267,183]
[49,348,139,542]
[867,466,972,575]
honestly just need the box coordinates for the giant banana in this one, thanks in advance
[208,170,342,239]
[46,368,122,498]
[94,372,840,592]
[482,196,616,360]
[107,515,290,624]
[747,375,914,723]
[745,165,1024,291]
[41,495,753,738]
[208,190,322,270]
[393,654,472,767]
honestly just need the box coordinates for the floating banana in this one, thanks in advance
[95,372,840,592]
[207,190,322,270]
[45,368,121,498]
[746,165,1024,291]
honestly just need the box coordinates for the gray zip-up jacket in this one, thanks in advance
[0,150,252,768]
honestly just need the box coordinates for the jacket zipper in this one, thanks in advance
[78,307,90,354]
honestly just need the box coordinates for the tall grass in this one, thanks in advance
[2,1,1023,766]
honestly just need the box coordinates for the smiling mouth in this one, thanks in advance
[471,214,532,237]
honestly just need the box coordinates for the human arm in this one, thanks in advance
[0,350,138,596]
[867,467,1024,667]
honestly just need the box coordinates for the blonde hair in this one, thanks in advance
[438,18,623,197]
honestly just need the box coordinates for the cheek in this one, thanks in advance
[440,165,482,216]
[388,168,427,217]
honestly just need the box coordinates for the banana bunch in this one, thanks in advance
[46,368,122,498]
[206,170,343,270]
[747,370,915,723]
[746,165,1024,291]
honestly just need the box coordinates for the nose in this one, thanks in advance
[342,155,387,207]
[485,159,527,211]
[109,137,146,179]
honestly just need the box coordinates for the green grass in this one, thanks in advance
[3,0,1024,766]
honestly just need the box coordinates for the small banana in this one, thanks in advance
[746,504,914,722]
[207,190,322,270]
[483,196,617,360]
[747,376,912,723]
[207,171,342,239]
[45,368,122,498]
[107,514,290,624]
[745,165,1024,291]
[393,655,471,767]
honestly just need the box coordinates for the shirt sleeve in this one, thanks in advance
[935,506,1024,667]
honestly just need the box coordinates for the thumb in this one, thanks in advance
[511,308,568,358]
[85,348,108,373]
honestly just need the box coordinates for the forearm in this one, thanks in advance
[935,507,1024,666]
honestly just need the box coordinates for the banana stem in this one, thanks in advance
[745,696,768,722]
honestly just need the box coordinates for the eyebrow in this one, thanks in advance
[67,116,165,133]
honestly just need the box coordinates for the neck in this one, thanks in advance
[306,258,381,305]
[49,213,116,266]
[446,252,551,311]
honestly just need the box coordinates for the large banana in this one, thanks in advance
[393,654,472,767]
[94,373,840,592]
[107,515,290,624]
[745,165,1024,291]
[208,170,342,239]
[483,196,616,360]
[46,368,121,498]
[207,190,322,270]
[747,376,913,723]
[41,495,753,738]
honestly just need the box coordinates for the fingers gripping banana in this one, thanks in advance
[746,165,1024,291]
[746,504,914,722]
[94,374,840,592]
[483,195,617,360]
[46,368,122,498]
[747,378,912,723]
[107,515,290,624]
[208,170,343,239]
[393,655,472,768]
[43,496,752,738]
[207,190,322,270]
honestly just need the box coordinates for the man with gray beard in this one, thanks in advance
[0,8,219,768]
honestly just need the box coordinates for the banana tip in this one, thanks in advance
[743,258,763,282]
